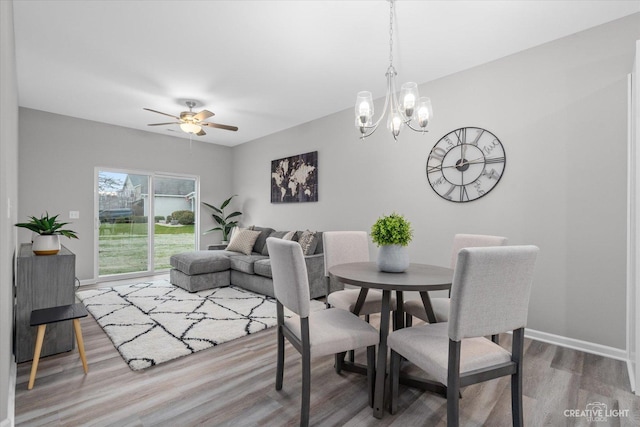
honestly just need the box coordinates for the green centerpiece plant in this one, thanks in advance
[15,212,79,255]
[371,212,413,272]
[202,195,242,243]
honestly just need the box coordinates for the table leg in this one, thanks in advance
[353,288,369,316]
[373,289,391,418]
[419,291,438,324]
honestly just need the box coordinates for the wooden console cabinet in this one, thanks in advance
[14,243,76,363]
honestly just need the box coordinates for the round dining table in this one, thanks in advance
[329,261,454,419]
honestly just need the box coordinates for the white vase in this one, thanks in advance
[376,244,410,273]
[32,234,61,255]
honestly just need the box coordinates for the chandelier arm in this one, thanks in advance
[404,121,430,133]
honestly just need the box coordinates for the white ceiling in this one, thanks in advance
[13,0,640,147]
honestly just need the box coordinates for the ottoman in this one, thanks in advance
[169,251,231,292]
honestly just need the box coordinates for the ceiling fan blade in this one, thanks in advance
[147,122,180,126]
[193,109,214,122]
[143,108,180,120]
[201,122,239,132]
[196,129,206,136]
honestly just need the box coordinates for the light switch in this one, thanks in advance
[69,211,80,219]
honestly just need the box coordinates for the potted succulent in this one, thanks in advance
[15,212,79,255]
[202,195,242,244]
[370,212,413,272]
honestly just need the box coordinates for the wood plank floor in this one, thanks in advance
[14,275,640,426]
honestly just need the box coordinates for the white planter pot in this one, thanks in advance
[32,234,61,255]
[376,244,410,273]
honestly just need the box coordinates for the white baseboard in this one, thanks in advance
[525,328,627,361]
[1,361,16,427]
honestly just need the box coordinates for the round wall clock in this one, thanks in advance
[426,127,506,202]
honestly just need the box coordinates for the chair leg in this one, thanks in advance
[367,345,376,408]
[27,325,46,390]
[335,352,345,374]
[389,349,401,414]
[511,328,525,427]
[301,346,311,427]
[447,339,461,427]
[491,334,500,344]
[405,313,413,327]
[276,326,285,390]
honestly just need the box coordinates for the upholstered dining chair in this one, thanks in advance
[404,234,507,327]
[388,245,539,427]
[267,237,379,427]
[323,231,397,316]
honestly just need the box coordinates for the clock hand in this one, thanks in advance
[427,157,486,173]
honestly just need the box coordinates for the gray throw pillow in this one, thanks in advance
[298,230,318,255]
[261,231,287,255]
[251,226,275,254]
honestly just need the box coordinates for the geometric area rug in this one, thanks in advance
[76,279,317,371]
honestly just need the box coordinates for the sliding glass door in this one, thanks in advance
[96,169,198,278]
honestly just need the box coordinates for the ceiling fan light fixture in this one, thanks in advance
[180,122,202,134]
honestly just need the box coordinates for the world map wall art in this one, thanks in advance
[271,151,318,203]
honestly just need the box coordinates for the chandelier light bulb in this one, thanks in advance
[416,97,433,129]
[399,82,419,119]
[388,109,403,139]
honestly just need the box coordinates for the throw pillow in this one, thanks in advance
[283,230,296,241]
[251,226,276,254]
[261,231,288,255]
[298,230,318,255]
[226,229,261,255]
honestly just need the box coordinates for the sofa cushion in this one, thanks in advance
[261,230,296,255]
[170,251,231,275]
[298,230,319,255]
[254,259,272,278]
[228,254,269,274]
[226,229,261,255]
[251,226,275,254]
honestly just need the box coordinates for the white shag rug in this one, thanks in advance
[76,279,321,371]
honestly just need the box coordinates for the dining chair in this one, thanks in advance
[388,245,539,427]
[323,231,397,317]
[267,237,379,427]
[404,234,507,328]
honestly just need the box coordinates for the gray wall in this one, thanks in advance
[1,1,19,424]
[232,14,640,349]
[18,109,234,280]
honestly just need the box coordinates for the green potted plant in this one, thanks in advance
[370,212,413,272]
[202,195,242,244]
[15,212,79,255]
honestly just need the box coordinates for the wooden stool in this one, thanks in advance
[28,303,89,390]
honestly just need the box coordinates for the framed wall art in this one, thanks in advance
[271,151,318,203]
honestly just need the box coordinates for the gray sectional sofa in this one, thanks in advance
[169,227,339,299]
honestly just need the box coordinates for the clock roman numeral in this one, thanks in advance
[460,186,469,202]
[485,156,505,164]
[443,184,456,200]
[470,129,484,146]
[427,163,443,174]
[430,147,446,161]
[454,128,467,145]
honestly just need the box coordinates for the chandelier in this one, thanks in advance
[355,0,432,141]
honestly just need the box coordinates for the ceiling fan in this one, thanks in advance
[144,101,238,136]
